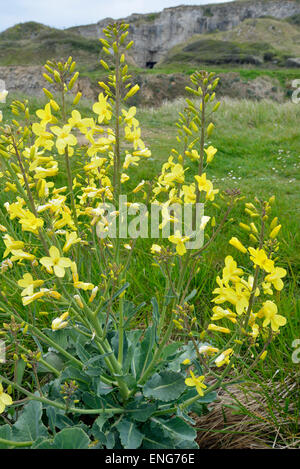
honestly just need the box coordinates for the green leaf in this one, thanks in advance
[0,425,13,449]
[33,427,90,449]
[12,401,48,442]
[125,398,156,422]
[142,421,174,449]
[116,419,143,449]
[131,327,155,379]
[183,289,198,303]
[124,330,143,374]
[143,371,185,402]
[38,352,64,373]
[15,358,26,386]
[123,301,146,329]
[96,380,114,396]
[151,416,196,442]
[45,406,75,432]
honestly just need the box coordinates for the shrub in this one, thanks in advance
[0,23,287,449]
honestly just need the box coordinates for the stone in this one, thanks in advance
[68,0,300,67]
[286,57,300,67]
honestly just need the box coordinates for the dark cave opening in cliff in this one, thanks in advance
[146,61,157,69]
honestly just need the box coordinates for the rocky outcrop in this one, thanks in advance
[0,66,95,99]
[68,1,300,67]
[286,57,300,67]
[0,65,285,106]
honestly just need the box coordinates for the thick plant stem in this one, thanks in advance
[64,148,79,231]
[114,35,121,201]
[8,142,49,254]
[0,438,33,448]
[138,253,191,385]
[88,313,130,400]
[0,376,124,416]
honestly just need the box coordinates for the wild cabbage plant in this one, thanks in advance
[0,23,287,449]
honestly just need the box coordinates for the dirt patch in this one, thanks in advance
[0,66,284,106]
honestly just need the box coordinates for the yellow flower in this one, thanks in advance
[168,230,189,256]
[229,237,247,254]
[63,231,81,252]
[151,244,162,254]
[204,145,217,163]
[248,247,274,273]
[0,383,13,414]
[132,180,145,193]
[3,235,24,258]
[52,312,69,331]
[122,107,138,127]
[260,351,268,361]
[222,255,243,283]
[51,125,77,155]
[208,323,231,334]
[163,164,185,185]
[36,103,57,125]
[18,273,44,297]
[198,345,219,355]
[215,348,233,367]
[121,173,130,183]
[270,224,281,239]
[182,358,191,365]
[123,154,140,169]
[181,184,196,204]
[194,173,212,193]
[264,267,286,291]
[32,122,54,150]
[74,281,95,291]
[185,371,207,396]
[40,246,72,278]
[258,300,286,332]
[211,306,237,323]
[93,93,112,123]
[89,286,99,303]
[22,291,45,306]
[10,250,36,262]
[19,212,44,234]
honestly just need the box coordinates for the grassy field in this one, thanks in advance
[1,92,299,447]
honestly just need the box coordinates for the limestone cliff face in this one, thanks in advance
[68,1,300,67]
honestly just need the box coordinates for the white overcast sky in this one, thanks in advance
[0,0,231,32]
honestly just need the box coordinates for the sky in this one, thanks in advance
[0,0,231,32]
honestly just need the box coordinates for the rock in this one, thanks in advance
[68,0,300,67]
[0,67,285,106]
[245,55,264,65]
[0,66,95,99]
[286,57,300,67]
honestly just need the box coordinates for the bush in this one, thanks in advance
[0,23,288,449]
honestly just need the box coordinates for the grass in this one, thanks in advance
[0,22,100,66]
[162,17,300,68]
[1,91,299,447]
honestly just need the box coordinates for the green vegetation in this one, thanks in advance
[1,91,299,447]
[162,17,300,68]
[0,22,100,65]
[164,38,276,65]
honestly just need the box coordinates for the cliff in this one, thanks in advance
[68,1,300,67]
